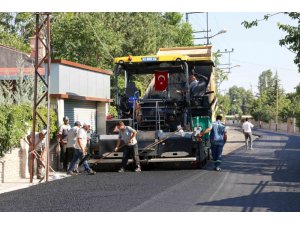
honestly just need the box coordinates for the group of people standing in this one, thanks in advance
[58,116,96,175]
[27,116,96,179]
[27,113,254,178]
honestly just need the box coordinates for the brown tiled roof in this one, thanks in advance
[52,59,112,75]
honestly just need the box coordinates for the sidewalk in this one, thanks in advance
[0,172,68,194]
[0,127,256,195]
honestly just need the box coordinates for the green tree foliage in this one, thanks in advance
[50,13,193,117]
[0,24,30,52]
[0,61,57,156]
[228,86,254,116]
[0,104,31,156]
[251,70,289,123]
[216,93,230,116]
[284,83,300,127]
[0,13,35,42]
[51,12,193,70]
[0,104,57,157]
[242,12,300,73]
[213,52,229,90]
[0,13,32,52]
[0,58,44,105]
[1,12,194,123]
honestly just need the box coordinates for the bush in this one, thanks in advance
[0,105,31,157]
[0,104,57,157]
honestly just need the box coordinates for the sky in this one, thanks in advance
[189,12,300,95]
[1,2,300,223]
[1,1,300,95]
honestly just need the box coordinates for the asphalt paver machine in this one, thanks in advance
[90,46,218,169]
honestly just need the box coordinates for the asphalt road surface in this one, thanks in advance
[0,129,300,212]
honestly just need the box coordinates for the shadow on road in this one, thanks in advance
[197,130,300,211]
[196,184,300,212]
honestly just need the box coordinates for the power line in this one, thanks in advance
[85,15,114,60]
[231,58,299,72]
[186,12,210,45]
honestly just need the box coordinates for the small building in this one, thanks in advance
[0,44,112,180]
[49,59,112,134]
[0,44,113,134]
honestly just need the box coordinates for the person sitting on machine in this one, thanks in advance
[189,73,208,97]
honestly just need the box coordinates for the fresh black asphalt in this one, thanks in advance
[0,129,300,212]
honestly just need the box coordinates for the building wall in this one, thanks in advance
[0,139,28,183]
[253,119,299,134]
[49,64,110,99]
[0,139,60,183]
[0,148,22,183]
[97,102,108,135]
[50,64,60,94]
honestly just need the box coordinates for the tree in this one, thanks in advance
[284,83,300,127]
[242,12,300,73]
[251,69,289,123]
[50,12,193,70]
[216,93,230,116]
[228,86,254,116]
[0,13,33,52]
[0,24,30,52]
[0,13,35,41]
[50,12,193,116]
[213,52,229,91]
[0,105,31,156]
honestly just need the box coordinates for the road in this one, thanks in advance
[0,129,299,212]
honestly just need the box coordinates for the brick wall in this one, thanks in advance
[0,139,59,183]
[253,118,300,134]
[0,147,23,183]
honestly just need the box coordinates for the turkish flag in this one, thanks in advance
[154,71,168,91]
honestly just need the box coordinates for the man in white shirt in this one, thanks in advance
[242,118,254,150]
[67,122,96,175]
[66,121,81,173]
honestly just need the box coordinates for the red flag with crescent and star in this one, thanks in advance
[154,71,168,91]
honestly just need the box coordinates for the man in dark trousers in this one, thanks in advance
[67,122,96,175]
[58,116,71,171]
[199,115,227,171]
[114,121,141,172]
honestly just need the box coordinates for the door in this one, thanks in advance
[64,99,97,132]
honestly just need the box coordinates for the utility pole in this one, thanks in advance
[186,12,211,45]
[276,78,279,132]
[217,48,234,72]
[30,12,52,183]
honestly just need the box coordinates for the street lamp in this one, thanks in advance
[210,29,227,38]
[194,29,227,44]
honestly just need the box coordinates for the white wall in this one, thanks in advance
[50,64,110,99]
[253,118,299,133]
